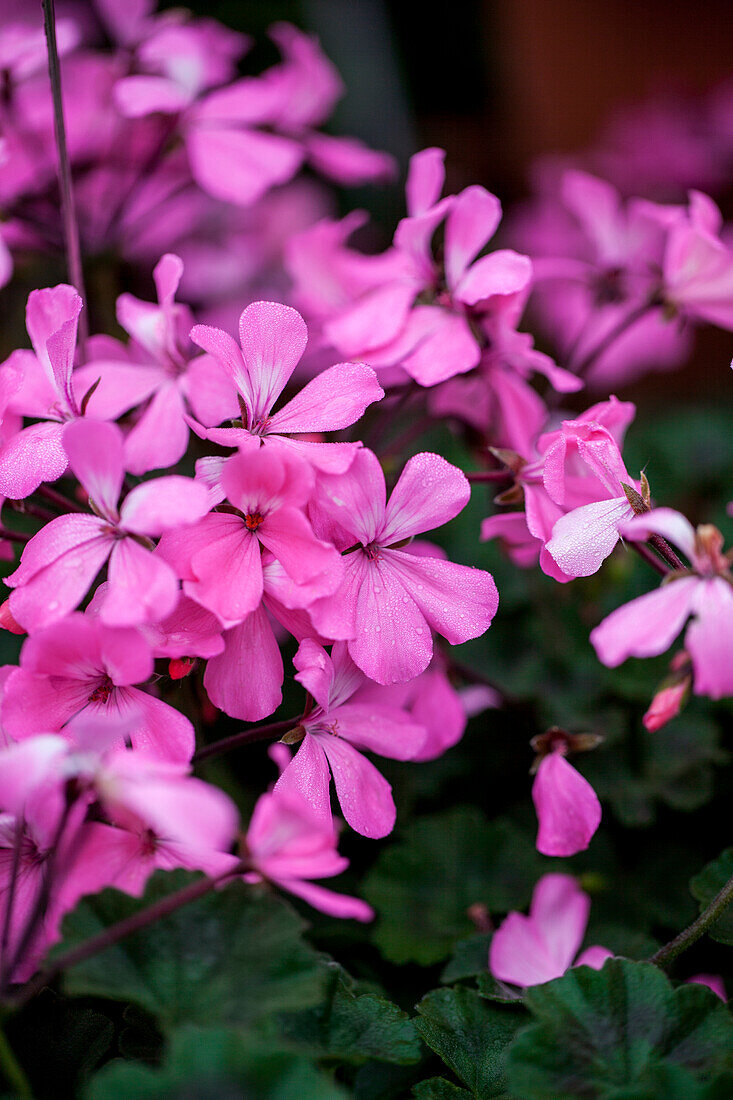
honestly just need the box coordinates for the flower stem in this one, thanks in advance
[41,0,88,354]
[192,716,302,764]
[571,300,653,379]
[0,528,30,545]
[0,1024,32,1099]
[8,864,246,1011]
[649,871,733,969]
[35,484,85,514]
[465,470,513,484]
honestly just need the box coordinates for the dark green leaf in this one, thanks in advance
[54,871,327,1030]
[690,849,733,946]
[412,1078,471,1098]
[506,957,733,1099]
[85,1026,348,1099]
[441,934,492,983]
[363,811,544,965]
[415,986,525,1098]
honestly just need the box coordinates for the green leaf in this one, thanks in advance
[54,871,327,1030]
[506,957,733,1099]
[412,1078,471,1098]
[690,849,733,945]
[363,811,544,965]
[85,1026,348,1099]
[280,965,423,1065]
[415,986,525,1098]
[441,934,492,983]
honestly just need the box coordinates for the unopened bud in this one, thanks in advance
[0,600,24,635]
[169,656,195,680]
[643,678,689,732]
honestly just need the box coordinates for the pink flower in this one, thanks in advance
[6,419,210,630]
[1,613,194,762]
[532,752,601,857]
[312,449,498,684]
[591,509,733,700]
[274,640,426,838]
[189,300,383,473]
[489,873,612,989]
[245,786,373,921]
[660,191,733,330]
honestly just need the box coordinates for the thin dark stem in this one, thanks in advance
[0,527,30,545]
[465,470,513,484]
[41,0,89,354]
[649,871,733,969]
[8,501,56,523]
[571,301,653,379]
[35,484,85,514]
[647,533,686,572]
[192,716,301,764]
[629,539,671,577]
[8,863,247,1011]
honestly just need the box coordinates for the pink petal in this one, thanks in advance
[268,362,383,434]
[530,873,591,972]
[319,734,396,838]
[182,354,240,426]
[315,447,386,545]
[490,911,568,987]
[204,606,283,721]
[545,497,633,578]
[101,539,179,626]
[619,507,697,561]
[189,324,249,399]
[326,702,426,760]
[445,186,502,289]
[63,419,124,519]
[72,361,163,419]
[259,506,341,586]
[120,475,210,536]
[238,300,308,419]
[124,687,195,762]
[406,147,445,216]
[2,668,89,738]
[188,520,264,624]
[381,452,470,544]
[590,577,699,667]
[324,281,418,359]
[385,550,499,646]
[293,637,335,712]
[401,309,480,386]
[26,284,82,409]
[532,753,601,857]
[124,383,189,475]
[185,125,303,206]
[0,421,68,499]
[454,249,532,306]
[279,877,374,921]
[114,74,192,117]
[275,732,333,827]
[686,578,733,699]
[305,133,395,186]
[575,946,613,970]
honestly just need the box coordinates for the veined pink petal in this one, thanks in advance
[72,362,163,420]
[532,753,601,857]
[63,419,124,519]
[26,284,82,408]
[546,496,633,577]
[239,300,308,419]
[319,734,396,838]
[182,354,240,426]
[316,447,387,545]
[279,877,374,921]
[401,309,480,386]
[590,577,699,666]
[293,637,335,712]
[275,732,333,827]
[454,249,532,306]
[259,506,341,586]
[686,577,733,699]
[120,475,210,536]
[386,550,499,646]
[101,539,179,626]
[324,281,418,358]
[204,606,283,721]
[268,361,383,434]
[406,147,445,216]
[0,421,68,499]
[187,519,263,624]
[185,126,303,206]
[445,186,502,290]
[381,452,470,544]
[325,702,426,760]
[530,873,592,972]
[1,669,89,738]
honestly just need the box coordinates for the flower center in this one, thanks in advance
[89,675,114,705]
[362,541,381,561]
[244,512,265,532]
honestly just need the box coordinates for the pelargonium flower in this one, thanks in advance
[590,509,733,699]
[1,613,195,762]
[6,419,210,630]
[189,300,383,473]
[312,450,499,684]
[244,785,373,921]
[274,640,426,838]
[489,873,611,989]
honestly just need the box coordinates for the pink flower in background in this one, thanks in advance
[688,974,727,1002]
[189,299,383,473]
[532,752,601,857]
[245,785,373,920]
[591,509,733,699]
[6,419,210,630]
[659,190,733,330]
[489,873,612,989]
[312,449,498,684]
[274,640,425,838]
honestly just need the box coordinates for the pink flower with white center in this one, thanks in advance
[532,753,601,857]
[312,449,498,684]
[74,254,238,475]
[244,786,373,921]
[6,419,210,631]
[189,300,383,474]
[0,284,84,499]
[274,640,426,838]
[157,447,341,629]
[489,873,612,990]
[1,613,194,763]
[590,509,733,700]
